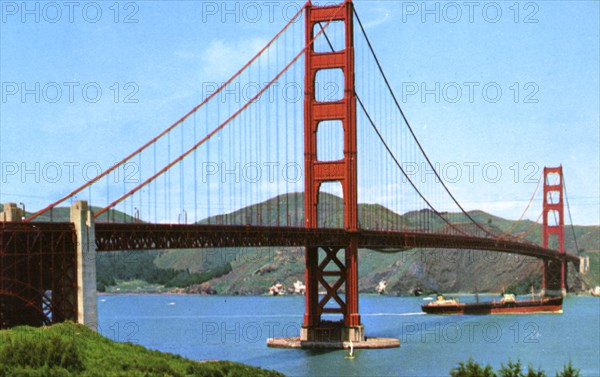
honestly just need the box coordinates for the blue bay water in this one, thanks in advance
[98,295,600,377]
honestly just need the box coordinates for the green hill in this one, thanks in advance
[0,203,136,223]
[0,322,284,376]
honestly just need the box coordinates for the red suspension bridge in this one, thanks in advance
[0,0,584,346]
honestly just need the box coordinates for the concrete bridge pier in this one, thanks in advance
[580,256,590,274]
[70,201,98,330]
[1,203,24,222]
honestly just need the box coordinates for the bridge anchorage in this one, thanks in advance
[0,0,588,351]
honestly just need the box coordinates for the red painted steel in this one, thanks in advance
[542,166,567,292]
[304,0,360,329]
[93,223,579,265]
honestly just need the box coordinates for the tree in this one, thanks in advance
[555,361,580,377]
[499,360,524,377]
[451,358,497,377]
[498,360,546,377]
[526,365,547,377]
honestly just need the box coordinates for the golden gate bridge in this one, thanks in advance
[0,0,584,348]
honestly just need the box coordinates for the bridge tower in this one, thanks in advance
[542,166,567,296]
[302,0,363,342]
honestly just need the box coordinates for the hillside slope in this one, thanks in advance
[0,322,284,376]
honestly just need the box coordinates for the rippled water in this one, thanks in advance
[98,295,600,377]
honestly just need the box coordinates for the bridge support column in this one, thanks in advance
[1,203,23,222]
[579,256,590,274]
[300,0,364,344]
[541,166,567,297]
[70,201,98,329]
[269,0,398,348]
[300,243,364,344]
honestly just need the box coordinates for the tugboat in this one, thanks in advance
[421,292,563,315]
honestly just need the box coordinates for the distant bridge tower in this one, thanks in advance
[302,0,363,342]
[542,166,567,296]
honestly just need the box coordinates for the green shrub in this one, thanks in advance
[452,359,578,377]
[451,358,496,377]
[499,360,524,377]
[556,361,580,377]
[525,365,547,377]
[164,263,233,288]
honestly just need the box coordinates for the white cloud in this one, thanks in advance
[201,37,269,81]
[360,7,392,29]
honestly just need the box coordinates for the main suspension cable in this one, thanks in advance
[95,3,345,218]
[356,95,468,236]
[24,3,306,223]
[497,173,542,240]
[315,21,468,236]
[352,8,496,238]
[517,212,543,241]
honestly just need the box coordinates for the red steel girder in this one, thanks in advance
[94,223,579,266]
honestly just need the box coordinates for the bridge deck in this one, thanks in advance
[89,223,579,265]
[0,222,579,265]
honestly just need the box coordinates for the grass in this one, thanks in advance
[0,322,285,377]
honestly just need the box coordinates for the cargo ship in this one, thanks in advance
[421,293,563,315]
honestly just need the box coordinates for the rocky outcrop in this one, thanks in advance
[172,282,217,295]
[268,283,286,296]
[293,280,306,294]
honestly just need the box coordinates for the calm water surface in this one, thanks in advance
[98,295,599,377]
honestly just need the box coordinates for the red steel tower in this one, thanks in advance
[302,0,363,342]
[542,166,567,295]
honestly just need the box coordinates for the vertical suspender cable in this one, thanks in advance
[153,143,157,223]
[167,132,171,222]
[138,152,142,221]
[563,175,580,253]
[275,37,281,226]
[194,112,198,223]
[353,8,494,237]
[93,6,342,220]
[180,121,185,222]
[206,100,211,224]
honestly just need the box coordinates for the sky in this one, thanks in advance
[0,0,598,225]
